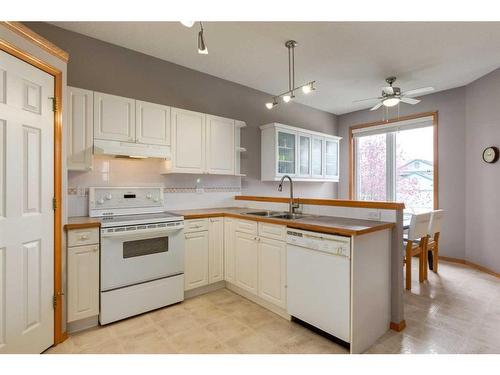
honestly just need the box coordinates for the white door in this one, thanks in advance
[171,108,205,174]
[206,115,235,175]
[276,129,297,176]
[67,86,93,170]
[223,218,235,283]
[298,133,311,177]
[234,231,258,295]
[311,136,324,178]
[136,100,171,146]
[208,217,224,284]
[258,237,286,309]
[93,91,135,142]
[0,50,54,353]
[67,244,99,323]
[184,231,209,291]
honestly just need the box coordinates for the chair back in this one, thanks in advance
[428,209,444,236]
[407,212,432,240]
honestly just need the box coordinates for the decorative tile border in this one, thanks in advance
[68,186,241,195]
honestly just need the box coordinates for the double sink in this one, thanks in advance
[243,210,306,220]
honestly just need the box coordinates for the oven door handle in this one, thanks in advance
[101,226,183,239]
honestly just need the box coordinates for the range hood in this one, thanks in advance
[93,139,171,159]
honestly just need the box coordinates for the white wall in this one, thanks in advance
[337,87,467,260]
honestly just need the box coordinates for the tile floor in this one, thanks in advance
[46,260,500,354]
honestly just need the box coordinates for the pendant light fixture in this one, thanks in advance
[197,22,208,55]
[265,40,316,109]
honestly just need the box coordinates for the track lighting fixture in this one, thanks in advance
[265,40,316,109]
[180,21,195,28]
[197,22,208,55]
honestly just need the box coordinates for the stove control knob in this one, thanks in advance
[105,193,112,200]
[97,198,104,205]
[146,194,152,199]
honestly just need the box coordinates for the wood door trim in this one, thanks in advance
[0,37,65,345]
[348,111,439,210]
[235,195,405,210]
[1,22,69,63]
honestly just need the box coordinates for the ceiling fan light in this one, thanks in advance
[382,97,400,107]
[180,21,195,28]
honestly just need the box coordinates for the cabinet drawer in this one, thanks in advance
[235,219,258,235]
[258,222,286,241]
[67,228,99,247]
[185,218,209,233]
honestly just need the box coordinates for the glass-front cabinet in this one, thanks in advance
[277,130,297,175]
[298,134,311,177]
[260,123,341,181]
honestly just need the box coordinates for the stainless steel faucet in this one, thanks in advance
[278,175,300,215]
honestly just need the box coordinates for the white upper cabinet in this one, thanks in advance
[94,92,136,142]
[67,86,93,171]
[135,100,171,146]
[206,115,235,175]
[170,108,206,174]
[260,123,341,182]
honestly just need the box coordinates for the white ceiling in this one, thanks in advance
[51,21,500,114]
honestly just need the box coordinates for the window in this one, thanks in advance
[352,114,437,212]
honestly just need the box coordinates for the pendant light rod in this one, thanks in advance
[265,40,316,109]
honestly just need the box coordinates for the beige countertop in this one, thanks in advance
[65,207,394,236]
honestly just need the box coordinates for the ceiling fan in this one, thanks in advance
[354,77,434,111]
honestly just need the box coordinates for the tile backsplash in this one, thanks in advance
[67,155,242,217]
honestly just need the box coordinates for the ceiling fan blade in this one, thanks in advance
[370,102,383,111]
[400,97,421,105]
[382,86,394,95]
[402,87,434,97]
[353,97,381,103]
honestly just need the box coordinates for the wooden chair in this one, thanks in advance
[404,212,432,290]
[427,209,444,273]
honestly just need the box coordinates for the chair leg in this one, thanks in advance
[418,244,424,283]
[405,241,412,290]
[423,237,429,280]
[434,233,440,273]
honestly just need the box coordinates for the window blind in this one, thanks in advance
[352,115,434,138]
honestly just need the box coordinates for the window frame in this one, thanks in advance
[349,111,439,210]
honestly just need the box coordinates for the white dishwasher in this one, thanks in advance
[287,228,351,344]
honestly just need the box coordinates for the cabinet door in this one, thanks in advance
[258,238,287,309]
[224,218,235,283]
[298,133,311,177]
[276,129,297,175]
[184,231,209,291]
[171,108,206,173]
[67,87,93,171]
[325,138,339,179]
[311,136,324,178]
[234,231,259,295]
[93,92,136,142]
[67,244,99,322]
[206,115,235,175]
[136,100,171,146]
[209,217,224,284]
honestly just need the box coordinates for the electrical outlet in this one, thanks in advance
[367,210,381,220]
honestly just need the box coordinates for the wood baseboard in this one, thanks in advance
[440,257,500,278]
[390,320,406,332]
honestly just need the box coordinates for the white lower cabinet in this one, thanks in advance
[234,231,259,295]
[184,229,209,291]
[258,237,287,309]
[223,218,235,283]
[209,217,224,283]
[67,243,99,323]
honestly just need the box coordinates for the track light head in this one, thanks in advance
[180,21,195,28]
[197,22,208,54]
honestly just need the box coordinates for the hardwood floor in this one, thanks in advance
[46,260,500,354]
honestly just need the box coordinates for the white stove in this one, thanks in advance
[89,187,185,325]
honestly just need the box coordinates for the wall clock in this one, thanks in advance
[482,146,499,163]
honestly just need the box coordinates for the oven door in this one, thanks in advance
[100,224,184,291]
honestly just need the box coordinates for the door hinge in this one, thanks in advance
[52,197,57,210]
[49,96,57,112]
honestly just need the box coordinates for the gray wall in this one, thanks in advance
[465,69,500,273]
[26,22,338,199]
[337,88,467,260]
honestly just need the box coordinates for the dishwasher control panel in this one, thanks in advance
[287,229,351,258]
